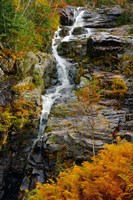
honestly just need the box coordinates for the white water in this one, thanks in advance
[63,9,92,42]
[38,8,92,137]
[38,28,70,136]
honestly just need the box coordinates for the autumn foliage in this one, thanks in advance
[0,0,66,55]
[27,141,133,200]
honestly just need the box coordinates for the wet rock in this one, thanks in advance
[57,38,87,59]
[125,120,133,131]
[87,35,124,58]
[0,78,14,106]
[82,10,93,19]
[0,153,11,200]
[43,56,57,89]
[48,144,59,153]
[59,27,70,37]
[72,27,88,35]
[68,63,79,84]
[32,169,44,183]
[20,177,30,191]
[83,6,124,28]
[124,132,133,142]
[60,6,77,26]
[44,100,113,163]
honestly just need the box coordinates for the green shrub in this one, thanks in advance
[116,10,132,26]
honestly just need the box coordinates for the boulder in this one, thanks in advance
[57,38,87,59]
[72,27,88,35]
[60,6,77,26]
[59,27,70,37]
[106,6,123,16]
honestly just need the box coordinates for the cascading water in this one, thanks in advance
[38,27,71,137]
[38,7,92,138]
[20,7,92,194]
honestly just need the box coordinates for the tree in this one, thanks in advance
[74,78,101,156]
[0,0,15,41]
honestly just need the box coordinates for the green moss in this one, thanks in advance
[33,68,43,87]
[103,76,128,98]
[51,104,71,118]
[48,135,57,143]
[122,55,133,77]
[33,73,43,87]
[75,67,85,84]
[45,126,53,132]
[116,9,133,26]
[129,25,133,34]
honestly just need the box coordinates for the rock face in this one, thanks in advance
[87,35,125,58]
[0,52,57,200]
[19,52,57,89]
[60,5,124,28]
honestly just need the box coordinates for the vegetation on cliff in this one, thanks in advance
[74,78,101,156]
[0,84,38,147]
[0,0,66,56]
[26,141,133,200]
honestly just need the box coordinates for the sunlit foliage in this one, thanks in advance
[75,79,100,107]
[0,107,15,146]
[27,141,133,200]
[0,0,65,54]
[111,76,128,97]
[12,83,36,95]
[0,97,36,147]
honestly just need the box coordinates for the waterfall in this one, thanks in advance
[38,7,92,138]
[20,7,92,192]
[38,27,71,137]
